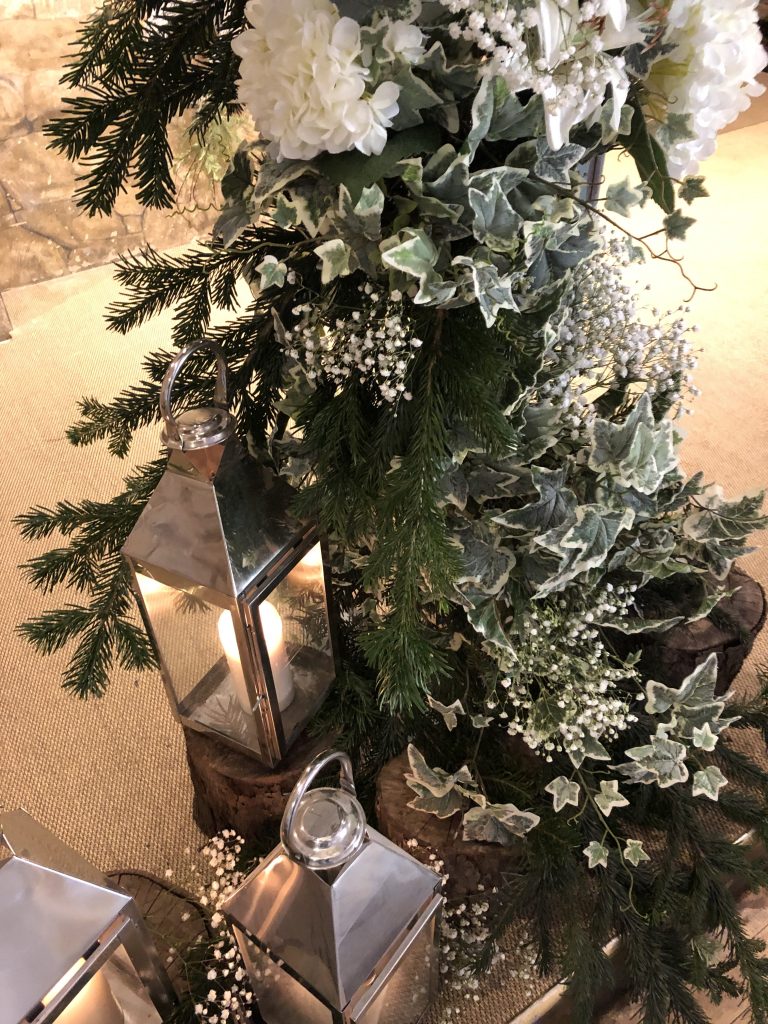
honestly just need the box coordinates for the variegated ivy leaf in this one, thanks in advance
[568,735,611,769]
[404,744,481,819]
[664,210,696,241]
[380,228,457,305]
[588,393,676,496]
[454,522,512,597]
[617,733,688,788]
[462,802,540,845]
[452,251,519,327]
[584,840,609,869]
[388,65,442,130]
[468,180,523,252]
[595,780,629,817]
[465,464,521,504]
[683,489,766,544]
[471,714,493,728]
[623,839,650,867]
[692,722,718,752]
[492,465,576,534]
[427,695,465,732]
[605,177,644,217]
[255,255,287,291]
[544,776,581,813]
[459,591,511,653]
[438,464,469,511]
[534,505,635,597]
[679,176,709,205]
[643,653,733,735]
[314,238,352,284]
[338,183,385,241]
[534,138,586,186]
[692,766,727,801]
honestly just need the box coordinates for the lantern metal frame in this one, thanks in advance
[222,751,443,1024]
[0,810,176,1024]
[122,340,339,768]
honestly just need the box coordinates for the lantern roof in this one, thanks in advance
[122,439,307,598]
[223,826,441,1012]
[0,857,131,1024]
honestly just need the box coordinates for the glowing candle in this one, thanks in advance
[259,600,295,711]
[43,961,124,1024]
[291,542,323,585]
[218,610,255,715]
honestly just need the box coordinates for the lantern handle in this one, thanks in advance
[280,750,357,856]
[159,340,228,448]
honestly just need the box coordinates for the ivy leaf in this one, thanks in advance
[656,112,695,150]
[664,210,696,241]
[595,780,630,817]
[471,714,493,728]
[454,521,512,596]
[492,465,577,533]
[544,776,581,813]
[254,255,287,291]
[683,489,766,544]
[389,65,442,130]
[381,228,456,304]
[427,695,465,732]
[584,840,610,869]
[692,722,718,751]
[468,180,523,251]
[692,766,727,801]
[535,504,635,596]
[644,652,727,736]
[619,733,688,788]
[462,802,540,845]
[404,744,476,818]
[605,177,644,216]
[534,138,586,186]
[314,238,352,284]
[679,176,709,205]
[589,393,676,495]
[624,839,650,867]
[463,593,510,652]
[568,734,611,769]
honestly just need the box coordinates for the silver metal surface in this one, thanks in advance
[0,815,177,1024]
[223,752,442,1013]
[0,809,107,888]
[281,751,365,870]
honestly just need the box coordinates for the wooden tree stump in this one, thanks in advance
[376,751,525,896]
[184,727,335,844]
[626,567,766,696]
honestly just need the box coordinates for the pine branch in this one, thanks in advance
[45,0,247,214]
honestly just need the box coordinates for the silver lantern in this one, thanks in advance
[122,340,337,767]
[223,750,443,1024]
[0,809,176,1024]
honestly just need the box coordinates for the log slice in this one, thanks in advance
[184,726,335,843]
[376,751,525,896]
[625,567,765,696]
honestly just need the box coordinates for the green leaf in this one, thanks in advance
[254,254,287,291]
[404,744,477,819]
[664,210,696,241]
[427,695,465,731]
[605,177,644,216]
[584,840,609,869]
[463,594,510,652]
[624,839,650,867]
[679,175,709,205]
[692,722,718,752]
[618,733,689,788]
[454,521,513,596]
[589,393,676,495]
[381,228,456,304]
[535,504,635,596]
[544,775,581,813]
[389,66,442,130]
[621,100,675,214]
[692,765,727,801]
[468,180,524,251]
[462,802,540,845]
[534,138,586,186]
[316,124,442,202]
[594,780,629,817]
[492,465,576,533]
[314,238,352,284]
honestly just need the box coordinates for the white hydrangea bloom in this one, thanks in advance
[652,0,766,177]
[231,0,402,160]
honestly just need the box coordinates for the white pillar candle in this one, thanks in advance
[44,962,124,1024]
[259,600,295,711]
[290,542,324,586]
[218,610,255,715]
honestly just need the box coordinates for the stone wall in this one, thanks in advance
[0,0,213,297]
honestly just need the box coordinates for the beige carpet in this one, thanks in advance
[0,92,766,1023]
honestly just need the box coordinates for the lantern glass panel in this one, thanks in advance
[354,913,440,1024]
[136,574,263,755]
[253,542,334,749]
[239,935,335,1024]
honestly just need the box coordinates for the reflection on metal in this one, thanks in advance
[224,751,443,1024]
[122,340,337,767]
[0,810,176,1024]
